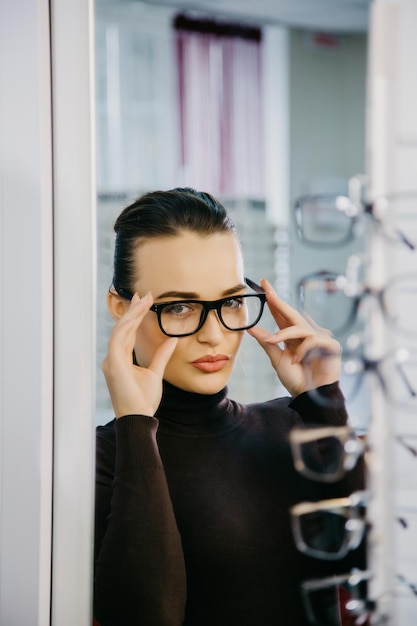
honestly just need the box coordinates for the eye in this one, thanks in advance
[163,302,195,317]
[222,297,244,310]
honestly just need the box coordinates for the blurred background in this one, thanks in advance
[94,0,368,418]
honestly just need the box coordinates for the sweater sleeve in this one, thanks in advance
[288,382,349,427]
[94,415,187,626]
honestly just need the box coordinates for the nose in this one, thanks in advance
[196,309,225,345]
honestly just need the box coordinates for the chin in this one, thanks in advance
[167,371,231,395]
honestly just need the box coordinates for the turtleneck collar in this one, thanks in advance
[155,380,241,436]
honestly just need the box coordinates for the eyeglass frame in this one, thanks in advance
[297,268,417,338]
[290,490,368,560]
[301,568,374,625]
[302,345,417,412]
[289,425,365,483]
[294,175,416,251]
[111,277,266,337]
[294,192,359,248]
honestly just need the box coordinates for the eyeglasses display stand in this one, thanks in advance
[345,3,417,623]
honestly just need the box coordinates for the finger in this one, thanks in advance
[261,278,309,329]
[247,325,273,343]
[247,325,284,364]
[110,292,153,352]
[123,291,153,323]
[148,337,179,377]
[300,309,327,331]
[264,325,315,345]
[292,336,341,365]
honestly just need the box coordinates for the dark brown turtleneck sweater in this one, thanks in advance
[94,382,365,626]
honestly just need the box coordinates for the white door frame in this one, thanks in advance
[0,0,96,623]
[50,0,96,624]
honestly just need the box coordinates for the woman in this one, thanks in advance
[94,188,365,626]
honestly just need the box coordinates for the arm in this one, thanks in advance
[289,381,349,427]
[94,416,186,626]
[94,293,186,625]
[249,280,366,547]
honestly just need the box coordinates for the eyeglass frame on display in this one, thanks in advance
[301,568,374,626]
[289,425,365,483]
[294,176,417,251]
[301,345,417,413]
[297,268,417,338]
[302,570,417,625]
[290,490,369,561]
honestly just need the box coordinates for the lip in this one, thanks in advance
[191,354,231,373]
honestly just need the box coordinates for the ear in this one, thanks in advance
[107,291,131,321]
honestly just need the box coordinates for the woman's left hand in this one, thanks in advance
[247,278,341,398]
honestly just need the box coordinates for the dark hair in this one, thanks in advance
[112,187,236,297]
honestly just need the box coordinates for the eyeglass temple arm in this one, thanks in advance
[245,277,265,293]
[109,283,134,300]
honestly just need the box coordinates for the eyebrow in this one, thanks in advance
[156,283,247,300]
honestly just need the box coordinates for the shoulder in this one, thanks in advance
[245,395,297,416]
[96,419,117,466]
[239,395,304,434]
[96,418,116,442]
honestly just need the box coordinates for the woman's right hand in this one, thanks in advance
[102,292,178,418]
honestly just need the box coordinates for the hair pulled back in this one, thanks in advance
[112,187,236,297]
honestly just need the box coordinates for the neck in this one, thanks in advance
[155,380,232,429]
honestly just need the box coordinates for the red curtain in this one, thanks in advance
[174,14,264,198]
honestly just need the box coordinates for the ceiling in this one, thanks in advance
[142,0,371,32]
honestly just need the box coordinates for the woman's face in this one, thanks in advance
[131,230,246,394]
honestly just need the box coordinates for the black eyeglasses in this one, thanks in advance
[297,269,417,337]
[113,277,266,337]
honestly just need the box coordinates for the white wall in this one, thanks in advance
[289,29,368,302]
